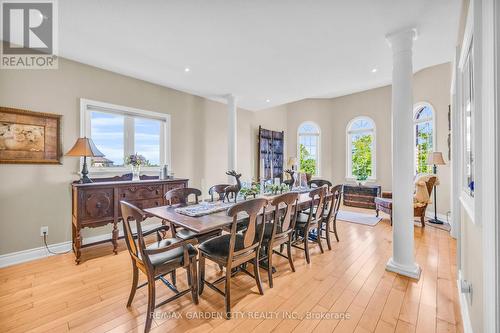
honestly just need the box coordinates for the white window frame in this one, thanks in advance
[457,5,476,221]
[80,98,171,175]
[413,102,436,174]
[297,121,321,177]
[346,116,377,181]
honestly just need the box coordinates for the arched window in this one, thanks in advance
[413,103,435,174]
[297,122,320,176]
[346,116,376,180]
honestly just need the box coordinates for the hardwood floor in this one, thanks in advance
[0,211,462,333]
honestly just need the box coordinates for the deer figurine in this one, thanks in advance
[224,170,242,203]
[283,169,296,188]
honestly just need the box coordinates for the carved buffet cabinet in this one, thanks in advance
[71,178,188,264]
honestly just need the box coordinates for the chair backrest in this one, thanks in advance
[305,186,327,225]
[308,179,333,189]
[120,201,147,263]
[165,187,201,205]
[209,184,231,201]
[324,184,343,223]
[226,198,268,260]
[425,176,437,196]
[269,192,299,239]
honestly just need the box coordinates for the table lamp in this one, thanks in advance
[66,137,104,183]
[427,152,446,224]
[287,157,298,171]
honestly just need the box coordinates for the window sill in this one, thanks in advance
[459,191,475,223]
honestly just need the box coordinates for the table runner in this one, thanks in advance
[174,201,233,217]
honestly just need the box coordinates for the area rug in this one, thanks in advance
[337,210,382,226]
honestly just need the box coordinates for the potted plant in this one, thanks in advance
[125,153,148,181]
[299,144,316,181]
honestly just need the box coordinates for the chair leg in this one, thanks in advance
[267,246,273,288]
[287,240,295,272]
[171,270,176,286]
[198,255,205,295]
[145,274,156,333]
[190,260,199,304]
[317,227,324,254]
[304,231,311,264]
[333,219,339,242]
[253,255,264,295]
[127,262,139,307]
[376,209,379,217]
[421,215,425,228]
[325,223,332,250]
[224,266,232,319]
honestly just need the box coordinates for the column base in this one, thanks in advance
[385,257,421,280]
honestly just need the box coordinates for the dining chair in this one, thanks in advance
[120,201,198,333]
[208,184,231,201]
[320,184,343,249]
[293,187,327,264]
[198,197,268,318]
[260,192,299,288]
[308,179,333,190]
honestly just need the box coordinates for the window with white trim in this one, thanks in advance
[413,104,434,174]
[297,122,320,176]
[461,42,475,197]
[346,117,376,180]
[81,99,170,172]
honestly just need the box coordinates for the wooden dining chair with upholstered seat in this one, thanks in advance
[320,184,343,249]
[120,201,198,333]
[198,198,268,318]
[260,192,299,288]
[209,184,231,202]
[165,187,222,241]
[308,179,333,190]
[293,187,327,263]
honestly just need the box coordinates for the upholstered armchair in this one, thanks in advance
[374,175,438,227]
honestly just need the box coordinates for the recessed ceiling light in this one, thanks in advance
[184,67,190,72]
[266,99,271,103]
[371,68,378,73]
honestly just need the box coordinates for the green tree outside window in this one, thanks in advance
[299,144,316,175]
[416,131,431,173]
[352,134,372,181]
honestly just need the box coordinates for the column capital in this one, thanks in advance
[386,28,418,53]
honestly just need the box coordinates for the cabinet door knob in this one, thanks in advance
[96,202,102,208]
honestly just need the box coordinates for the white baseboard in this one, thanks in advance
[0,222,162,269]
[425,211,450,224]
[457,270,474,333]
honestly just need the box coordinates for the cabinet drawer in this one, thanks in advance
[80,188,114,220]
[120,198,163,215]
[118,184,163,201]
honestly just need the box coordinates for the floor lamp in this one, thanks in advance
[427,152,446,224]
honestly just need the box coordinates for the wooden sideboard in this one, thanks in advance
[343,184,381,210]
[71,178,188,264]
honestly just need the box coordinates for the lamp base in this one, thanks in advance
[79,175,93,184]
[428,218,445,225]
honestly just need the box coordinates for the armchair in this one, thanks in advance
[374,175,437,227]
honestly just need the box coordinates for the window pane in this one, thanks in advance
[90,111,124,167]
[416,106,433,120]
[415,120,433,174]
[351,133,373,179]
[299,123,319,134]
[134,117,161,167]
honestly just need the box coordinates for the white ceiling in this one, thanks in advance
[59,0,461,111]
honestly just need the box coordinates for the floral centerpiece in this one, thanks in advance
[125,153,148,181]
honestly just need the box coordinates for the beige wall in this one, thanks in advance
[0,58,268,255]
[267,62,452,216]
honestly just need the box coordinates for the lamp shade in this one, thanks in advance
[287,157,298,168]
[427,152,446,165]
[66,137,104,157]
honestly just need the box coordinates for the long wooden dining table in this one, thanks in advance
[144,191,319,234]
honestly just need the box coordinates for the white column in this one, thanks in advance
[227,94,237,174]
[385,28,421,280]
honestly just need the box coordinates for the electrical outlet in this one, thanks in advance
[40,226,48,237]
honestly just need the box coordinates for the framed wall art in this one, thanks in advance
[0,107,62,164]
